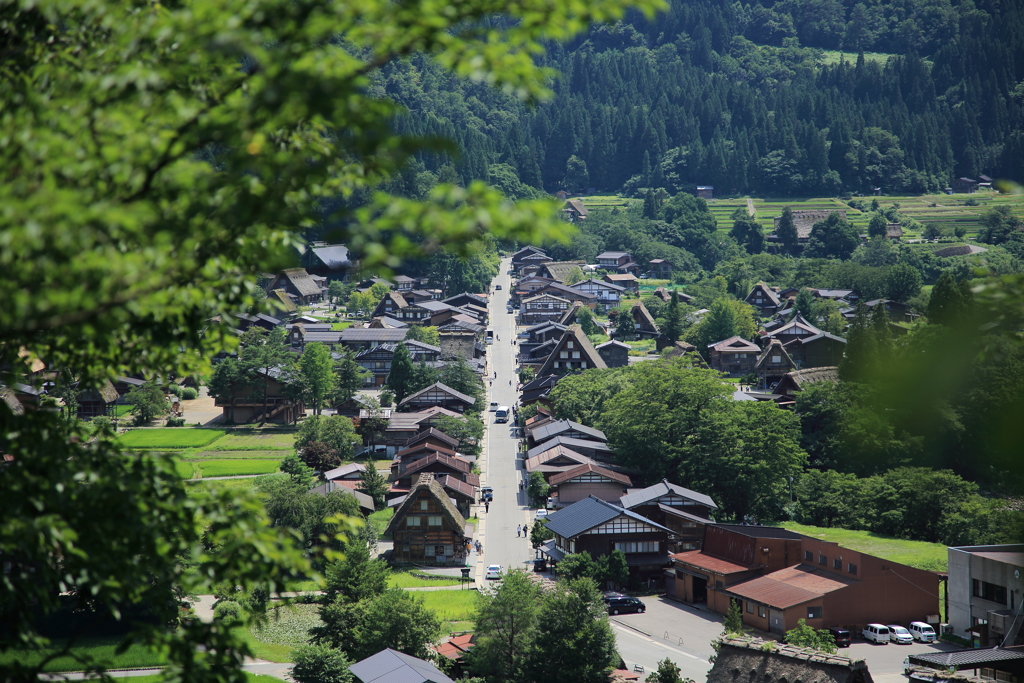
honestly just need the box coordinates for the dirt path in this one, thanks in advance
[746,197,755,216]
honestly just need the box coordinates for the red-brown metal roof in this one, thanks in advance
[725,564,855,609]
[671,550,755,575]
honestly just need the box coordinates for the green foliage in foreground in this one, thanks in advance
[118,429,227,449]
[785,619,838,654]
[0,637,166,673]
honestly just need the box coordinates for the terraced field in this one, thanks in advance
[588,193,1024,242]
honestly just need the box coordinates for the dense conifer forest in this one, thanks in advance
[375,0,1024,197]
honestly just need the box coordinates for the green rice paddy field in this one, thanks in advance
[118,428,294,480]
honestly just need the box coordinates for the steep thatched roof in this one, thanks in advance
[708,637,873,683]
[384,473,466,538]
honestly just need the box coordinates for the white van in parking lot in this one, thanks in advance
[862,624,890,643]
[908,622,937,642]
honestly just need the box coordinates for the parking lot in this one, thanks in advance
[609,596,960,682]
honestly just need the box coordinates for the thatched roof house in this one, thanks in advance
[709,637,873,683]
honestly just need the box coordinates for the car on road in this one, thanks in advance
[862,623,890,643]
[481,487,493,502]
[908,622,937,642]
[828,627,851,648]
[486,565,503,580]
[887,625,914,644]
[489,401,498,412]
[606,596,646,615]
[535,509,549,520]
[495,284,502,290]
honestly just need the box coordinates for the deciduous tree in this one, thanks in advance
[785,619,837,653]
[526,578,616,683]
[290,644,353,683]
[468,569,541,682]
[299,342,337,416]
[295,416,358,462]
[124,381,170,425]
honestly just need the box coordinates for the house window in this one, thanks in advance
[679,542,698,551]
[819,554,827,566]
[804,550,813,562]
[833,558,842,570]
[420,500,428,510]
[560,351,568,359]
[746,601,753,614]
[807,606,822,619]
[848,563,857,575]
[772,356,781,363]
[428,516,442,527]
[758,605,767,618]
[715,580,724,590]
[572,351,580,359]
[434,545,445,556]
[406,516,421,527]
[614,541,660,553]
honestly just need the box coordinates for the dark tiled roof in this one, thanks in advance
[711,523,803,539]
[308,244,352,268]
[349,648,455,683]
[548,462,631,487]
[529,419,606,444]
[340,328,409,342]
[545,495,670,539]
[399,381,476,407]
[909,648,1024,670]
[618,479,718,510]
[708,336,760,352]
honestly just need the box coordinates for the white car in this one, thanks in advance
[535,509,549,520]
[909,622,937,642]
[486,565,503,580]
[887,625,914,644]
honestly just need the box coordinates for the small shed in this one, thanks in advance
[696,186,714,200]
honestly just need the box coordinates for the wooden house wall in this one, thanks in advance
[556,480,625,505]
[793,338,845,368]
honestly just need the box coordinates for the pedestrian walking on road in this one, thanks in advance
[524,524,529,537]
[509,379,512,386]
[516,525,521,537]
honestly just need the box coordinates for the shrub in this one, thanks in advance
[181,387,198,400]
[167,384,183,397]
[213,600,242,623]
[166,417,185,427]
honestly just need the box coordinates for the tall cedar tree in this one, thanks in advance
[240,327,293,423]
[777,207,800,255]
[838,302,876,382]
[386,343,415,404]
[334,350,368,406]
[615,308,637,340]
[662,290,683,342]
[928,271,969,327]
[359,465,389,511]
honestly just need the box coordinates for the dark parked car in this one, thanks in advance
[828,627,852,648]
[606,596,646,615]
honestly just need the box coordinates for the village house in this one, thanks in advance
[709,637,875,683]
[549,463,632,507]
[525,435,616,464]
[596,339,630,368]
[518,374,561,410]
[517,252,555,277]
[371,291,409,318]
[952,177,979,193]
[350,648,455,683]
[771,210,848,246]
[527,418,607,449]
[537,261,586,284]
[309,479,375,516]
[339,327,409,352]
[300,243,356,281]
[355,340,441,386]
[535,325,608,376]
[571,278,625,308]
[596,251,639,275]
[745,284,783,316]
[619,480,718,553]
[384,474,470,566]
[213,367,304,424]
[392,274,416,291]
[511,245,550,270]
[76,380,120,420]
[390,442,467,477]
[603,272,639,293]
[841,299,916,323]
[398,382,476,414]
[265,268,324,305]
[521,293,571,325]
[540,495,675,584]
[648,259,673,278]
[708,336,761,375]
[373,407,462,454]
[760,314,823,347]
[390,451,478,497]
[783,332,847,369]
[563,199,589,222]
[525,443,598,479]
[773,367,839,399]
[626,300,660,338]
[531,282,599,309]
[695,185,714,200]
[755,339,797,389]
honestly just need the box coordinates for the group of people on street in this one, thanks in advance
[516,524,530,538]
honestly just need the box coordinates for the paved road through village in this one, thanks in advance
[477,257,536,581]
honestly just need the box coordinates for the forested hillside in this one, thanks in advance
[377,0,1024,197]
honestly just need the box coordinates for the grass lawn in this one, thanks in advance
[119,428,226,449]
[331,321,353,331]
[0,636,166,672]
[196,459,282,478]
[415,588,478,630]
[175,460,195,479]
[781,522,948,572]
[369,508,394,537]
[184,478,259,494]
[208,432,294,451]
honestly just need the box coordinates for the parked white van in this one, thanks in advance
[908,622,937,642]
[862,624,890,643]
